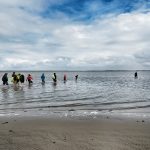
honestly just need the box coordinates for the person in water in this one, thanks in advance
[13,74,20,85]
[26,74,33,85]
[75,74,78,81]
[64,74,67,83]
[12,72,15,78]
[52,73,57,82]
[2,73,8,85]
[19,74,25,84]
[41,73,45,83]
[134,71,138,79]
[11,72,16,84]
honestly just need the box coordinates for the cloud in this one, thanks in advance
[135,50,150,68]
[0,0,150,70]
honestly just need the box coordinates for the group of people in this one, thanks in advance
[2,72,79,86]
[2,71,138,86]
[41,73,78,84]
[2,72,33,85]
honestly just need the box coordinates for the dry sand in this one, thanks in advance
[0,117,150,150]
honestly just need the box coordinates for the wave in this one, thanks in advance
[0,102,150,112]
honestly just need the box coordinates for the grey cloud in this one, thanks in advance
[134,50,150,67]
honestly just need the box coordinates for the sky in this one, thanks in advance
[0,0,150,70]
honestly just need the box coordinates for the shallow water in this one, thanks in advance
[0,71,150,119]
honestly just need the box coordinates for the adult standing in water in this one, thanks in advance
[134,71,138,79]
[75,74,78,81]
[11,72,16,84]
[20,74,25,84]
[41,73,45,83]
[52,73,57,83]
[64,74,67,83]
[2,73,8,85]
[12,72,15,78]
[26,74,33,85]
[13,74,19,85]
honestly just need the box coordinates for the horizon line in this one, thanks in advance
[0,70,150,72]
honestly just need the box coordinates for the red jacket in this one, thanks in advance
[27,75,33,81]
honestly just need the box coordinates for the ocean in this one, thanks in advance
[0,71,150,119]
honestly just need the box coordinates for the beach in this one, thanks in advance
[0,117,150,150]
[1,0,150,148]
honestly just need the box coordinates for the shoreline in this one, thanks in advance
[0,109,150,123]
[0,116,150,150]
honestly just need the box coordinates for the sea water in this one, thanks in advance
[0,71,150,119]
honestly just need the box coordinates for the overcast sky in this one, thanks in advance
[0,0,150,70]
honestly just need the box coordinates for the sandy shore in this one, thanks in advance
[0,117,150,150]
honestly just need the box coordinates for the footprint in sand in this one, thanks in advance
[2,122,8,124]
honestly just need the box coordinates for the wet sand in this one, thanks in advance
[0,117,150,150]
